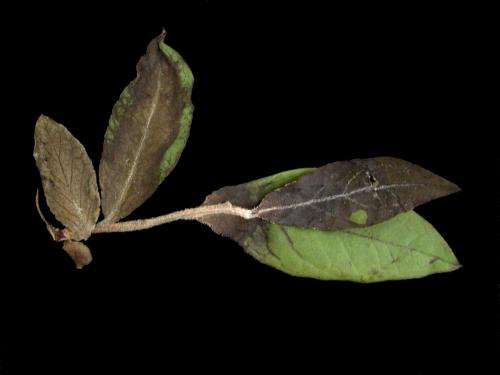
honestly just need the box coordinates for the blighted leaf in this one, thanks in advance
[200,168,315,241]
[99,31,194,223]
[200,169,460,282]
[63,240,93,269]
[34,115,100,241]
[255,157,460,231]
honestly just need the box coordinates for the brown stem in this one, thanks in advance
[92,202,254,234]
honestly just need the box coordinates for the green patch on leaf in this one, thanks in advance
[245,211,460,282]
[159,103,194,182]
[99,32,195,223]
[350,209,368,225]
[104,88,130,141]
[246,168,315,204]
[159,42,194,90]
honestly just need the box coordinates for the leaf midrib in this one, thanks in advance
[255,183,423,215]
[106,68,162,222]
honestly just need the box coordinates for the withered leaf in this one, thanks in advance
[99,31,194,223]
[200,168,315,241]
[255,157,460,231]
[199,169,460,282]
[63,240,93,269]
[34,115,100,241]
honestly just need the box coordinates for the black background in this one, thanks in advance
[1,2,498,373]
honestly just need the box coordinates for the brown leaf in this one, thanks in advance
[62,240,93,269]
[255,157,460,231]
[99,31,194,223]
[199,169,314,242]
[34,115,100,241]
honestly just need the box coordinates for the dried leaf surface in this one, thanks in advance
[255,157,460,231]
[34,115,100,241]
[99,31,194,223]
[63,240,93,269]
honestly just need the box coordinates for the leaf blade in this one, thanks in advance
[255,157,460,231]
[34,115,100,240]
[200,168,460,282]
[99,31,194,223]
[248,212,460,282]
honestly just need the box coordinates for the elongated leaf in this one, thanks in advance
[99,31,194,223]
[200,169,460,282]
[255,157,460,231]
[34,115,100,241]
[246,212,460,282]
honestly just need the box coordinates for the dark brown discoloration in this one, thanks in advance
[199,170,313,257]
[429,256,439,264]
[99,32,193,223]
[256,157,460,231]
[199,184,261,244]
[55,228,70,242]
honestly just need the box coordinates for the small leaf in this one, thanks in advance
[99,31,194,223]
[255,157,460,231]
[200,169,460,282]
[34,115,100,241]
[62,240,93,269]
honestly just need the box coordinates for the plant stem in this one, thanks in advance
[92,202,254,234]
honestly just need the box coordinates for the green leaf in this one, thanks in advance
[200,169,460,282]
[255,157,460,231]
[244,212,460,282]
[99,31,194,223]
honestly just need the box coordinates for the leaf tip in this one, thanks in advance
[35,113,52,124]
[35,114,60,136]
[451,182,461,194]
[451,263,462,271]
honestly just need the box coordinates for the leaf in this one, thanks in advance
[255,157,460,231]
[99,31,194,223]
[200,169,460,282]
[62,240,93,269]
[199,168,315,241]
[34,115,100,241]
[245,212,460,282]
